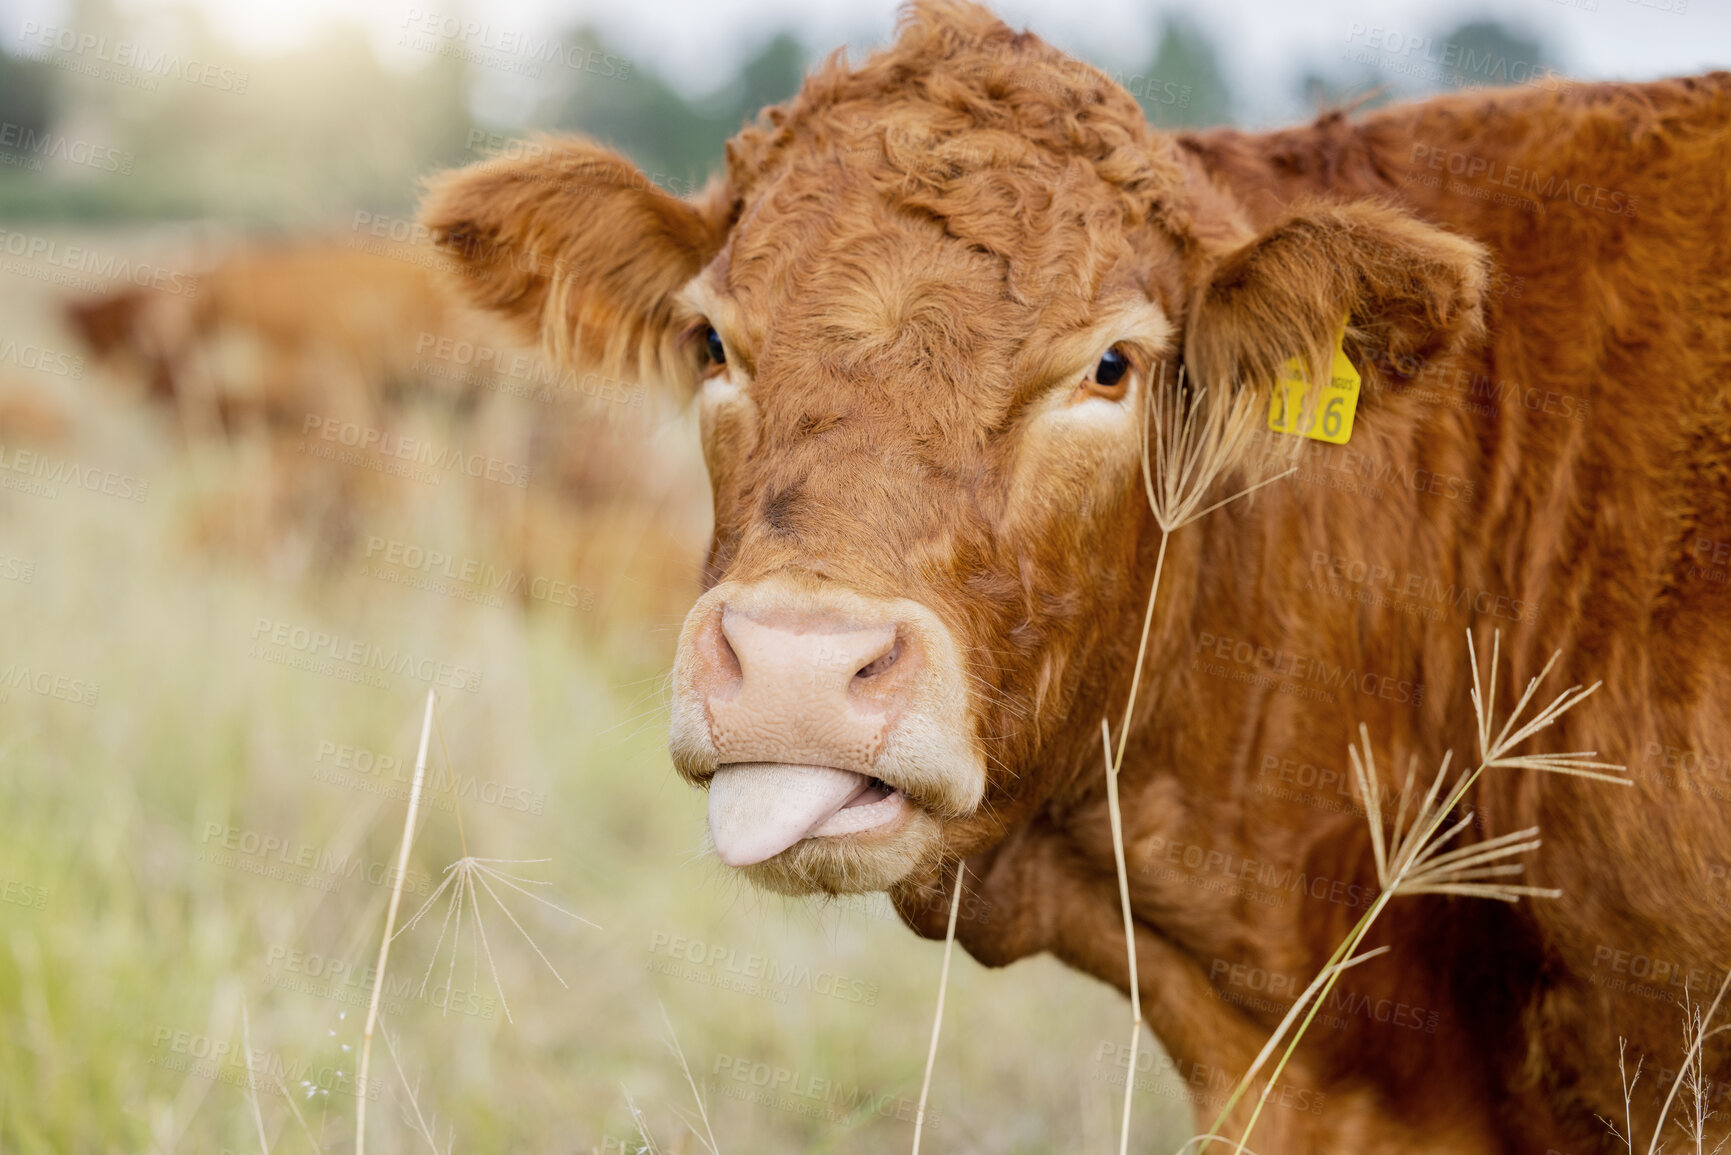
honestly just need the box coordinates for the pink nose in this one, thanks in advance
[687,606,918,771]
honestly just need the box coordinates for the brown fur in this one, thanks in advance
[421,2,1731,1149]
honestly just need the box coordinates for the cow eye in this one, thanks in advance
[1095,347,1129,388]
[703,325,726,366]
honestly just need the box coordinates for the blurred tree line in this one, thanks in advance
[0,1,1558,226]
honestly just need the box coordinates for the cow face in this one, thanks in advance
[65,288,185,403]
[422,0,1486,900]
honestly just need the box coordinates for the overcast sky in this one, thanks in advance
[8,0,1726,126]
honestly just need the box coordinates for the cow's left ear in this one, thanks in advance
[1184,199,1490,400]
[420,137,735,393]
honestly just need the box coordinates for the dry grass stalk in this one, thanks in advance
[1141,367,1286,535]
[1116,372,1295,795]
[1599,970,1731,1155]
[382,1025,454,1155]
[1192,630,1627,1154]
[355,688,438,1155]
[617,1002,726,1154]
[658,1000,721,1155]
[1600,1037,1644,1153]
[267,1069,322,1153]
[912,862,966,1155]
[1175,1135,1264,1155]
[622,1085,663,1155]
[392,709,599,1025]
[1649,971,1731,1154]
[1349,731,1559,905]
[1095,372,1294,1150]
[394,854,598,1024]
[1466,631,1633,785]
[1663,979,1731,1155]
[1675,985,1731,1154]
[240,993,269,1154]
[1101,719,1146,1155]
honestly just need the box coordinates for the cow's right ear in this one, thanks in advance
[420,138,734,392]
[1183,199,1490,402]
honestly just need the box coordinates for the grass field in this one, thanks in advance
[0,230,1194,1154]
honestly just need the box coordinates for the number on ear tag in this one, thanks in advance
[1268,323,1360,445]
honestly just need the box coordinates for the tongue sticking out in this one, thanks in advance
[708,763,881,866]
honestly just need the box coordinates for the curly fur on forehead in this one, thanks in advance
[718,0,1197,311]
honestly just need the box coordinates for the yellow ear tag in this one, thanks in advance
[1268,321,1360,445]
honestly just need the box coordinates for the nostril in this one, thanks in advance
[705,609,744,692]
[716,626,742,679]
[854,642,900,681]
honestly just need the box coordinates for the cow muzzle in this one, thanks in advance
[669,575,985,892]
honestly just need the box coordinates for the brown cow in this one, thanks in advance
[420,2,1731,1149]
[61,240,707,614]
[64,240,490,435]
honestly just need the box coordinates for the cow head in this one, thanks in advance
[421,0,1486,905]
[65,287,185,403]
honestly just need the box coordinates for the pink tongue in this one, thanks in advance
[707,763,868,867]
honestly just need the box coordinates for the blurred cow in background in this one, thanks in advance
[64,240,489,436]
[61,236,711,638]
